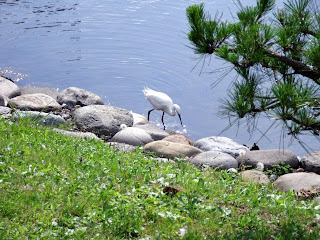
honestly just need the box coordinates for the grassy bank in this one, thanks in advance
[0,117,319,239]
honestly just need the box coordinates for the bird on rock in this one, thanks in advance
[143,87,182,130]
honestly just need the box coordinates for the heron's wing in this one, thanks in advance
[144,89,173,111]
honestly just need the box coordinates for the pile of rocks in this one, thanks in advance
[1,76,320,195]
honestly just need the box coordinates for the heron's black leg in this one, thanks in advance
[161,112,165,130]
[147,109,154,121]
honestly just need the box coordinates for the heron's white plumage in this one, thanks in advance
[143,87,183,129]
[143,88,175,116]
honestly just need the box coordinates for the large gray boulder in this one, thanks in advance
[189,151,238,169]
[274,172,320,192]
[57,87,104,109]
[193,136,249,158]
[237,149,299,170]
[53,129,100,140]
[0,76,20,98]
[8,93,62,112]
[301,152,320,174]
[111,127,153,146]
[162,134,193,145]
[240,170,270,185]
[20,86,59,100]
[134,122,169,141]
[12,111,65,126]
[131,112,148,126]
[73,105,133,138]
[144,140,203,158]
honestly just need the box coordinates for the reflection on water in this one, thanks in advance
[0,0,318,155]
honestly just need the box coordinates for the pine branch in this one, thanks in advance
[264,49,320,83]
[288,115,320,134]
[220,46,320,83]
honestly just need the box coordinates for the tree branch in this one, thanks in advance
[289,116,320,134]
[301,28,317,37]
[264,49,320,83]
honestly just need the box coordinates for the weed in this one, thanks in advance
[266,162,294,177]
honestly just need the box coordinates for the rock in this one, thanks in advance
[20,86,59,100]
[295,168,305,173]
[0,95,8,106]
[0,106,12,115]
[12,111,65,126]
[301,152,320,174]
[111,127,153,146]
[131,112,148,126]
[269,174,278,182]
[237,149,299,170]
[106,142,136,153]
[189,151,238,169]
[295,187,320,199]
[8,94,62,112]
[56,108,72,121]
[53,129,100,140]
[135,122,169,140]
[165,129,179,135]
[193,136,249,158]
[144,140,203,158]
[240,170,270,185]
[162,134,193,145]
[57,87,104,109]
[163,185,187,195]
[73,105,133,138]
[250,143,260,151]
[274,172,320,192]
[0,76,21,98]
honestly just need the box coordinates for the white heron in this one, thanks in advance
[143,87,182,130]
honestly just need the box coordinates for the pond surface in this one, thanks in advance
[0,0,318,156]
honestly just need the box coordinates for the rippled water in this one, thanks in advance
[0,0,318,155]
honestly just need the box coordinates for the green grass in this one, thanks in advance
[0,116,320,239]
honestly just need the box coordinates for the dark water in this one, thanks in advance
[0,0,318,156]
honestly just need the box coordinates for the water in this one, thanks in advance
[0,0,318,156]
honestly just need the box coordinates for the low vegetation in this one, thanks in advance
[0,117,320,239]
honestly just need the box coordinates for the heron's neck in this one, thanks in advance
[168,106,176,116]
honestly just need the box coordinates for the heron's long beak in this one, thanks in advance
[178,113,183,126]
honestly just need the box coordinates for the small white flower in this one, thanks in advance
[239,150,246,157]
[314,205,320,210]
[157,177,165,184]
[178,227,188,237]
[158,212,166,218]
[227,168,238,173]
[256,162,264,171]
[166,174,176,179]
[65,228,74,236]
